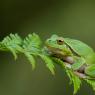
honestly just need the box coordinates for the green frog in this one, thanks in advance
[45,35,95,78]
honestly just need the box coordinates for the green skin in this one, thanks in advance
[45,35,95,78]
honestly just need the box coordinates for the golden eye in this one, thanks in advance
[57,39,64,45]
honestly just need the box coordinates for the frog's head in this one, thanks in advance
[45,35,72,57]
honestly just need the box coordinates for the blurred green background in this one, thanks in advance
[0,0,95,95]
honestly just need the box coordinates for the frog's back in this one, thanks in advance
[64,38,95,64]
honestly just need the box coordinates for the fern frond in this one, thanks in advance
[24,52,36,70]
[1,33,95,95]
[52,58,81,94]
[85,79,95,91]
[39,54,55,75]
[66,69,82,94]
[0,34,22,59]
[22,33,42,69]
[23,33,41,54]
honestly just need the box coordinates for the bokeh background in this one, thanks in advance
[0,0,95,95]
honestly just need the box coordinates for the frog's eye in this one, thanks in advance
[57,39,64,45]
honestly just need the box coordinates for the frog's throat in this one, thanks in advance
[46,44,68,56]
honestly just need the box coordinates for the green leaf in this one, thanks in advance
[53,58,81,94]
[85,79,95,91]
[1,34,22,59]
[61,64,81,94]
[39,54,55,75]
[66,69,81,94]
[24,52,36,70]
[23,33,41,54]
[8,47,18,60]
[22,33,42,69]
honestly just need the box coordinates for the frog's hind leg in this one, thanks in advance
[71,57,86,71]
[85,64,95,77]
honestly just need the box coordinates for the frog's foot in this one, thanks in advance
[74,71,86,79]
[73,71,95,79]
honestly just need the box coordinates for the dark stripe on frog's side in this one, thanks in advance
[64,40,81,57]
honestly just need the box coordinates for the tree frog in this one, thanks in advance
[45,35,95,78]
